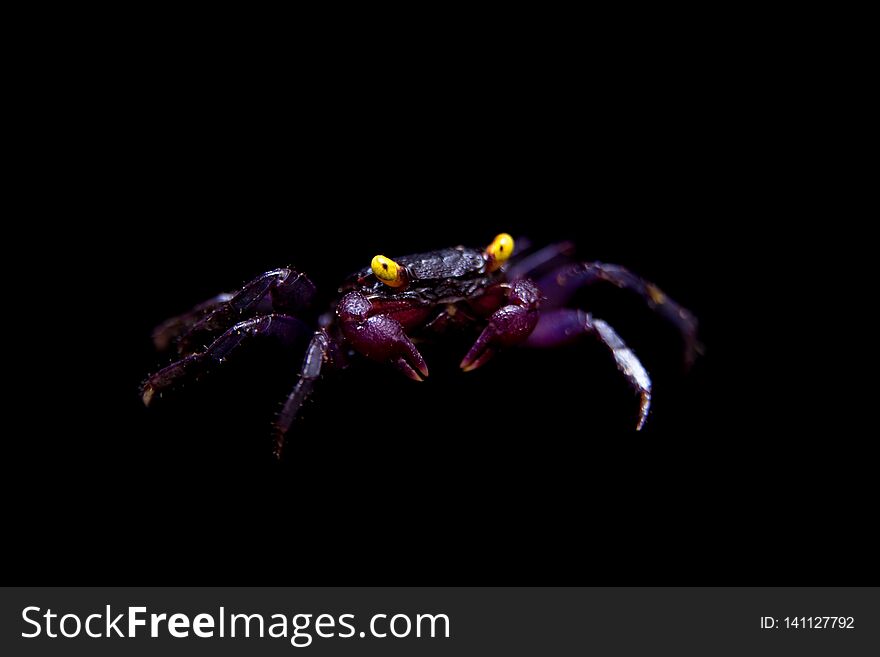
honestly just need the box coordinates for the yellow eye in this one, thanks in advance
[371,255,406,287]
[486,233,514,271]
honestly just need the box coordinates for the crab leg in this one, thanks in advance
[152,292,234,351]
[536,262,701,369]
[273,330,332,458]
[525,309,652,430]
[156,268,316,355]
[141,314,311,407]
[506,240,576,281]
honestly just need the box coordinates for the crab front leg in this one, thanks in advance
[460,279,541,372]
[273,329,340,458]
[537,262,701,369]
[337,292,429,381]
[525,308,652,430]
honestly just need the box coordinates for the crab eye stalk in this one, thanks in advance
[371,255,407,288]
[485,233,515,271]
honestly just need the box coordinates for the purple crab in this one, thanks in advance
[143,234,699,457]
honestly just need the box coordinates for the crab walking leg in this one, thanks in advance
[537,262,701,369]
[152,293,235,351]
[460,279,541,372]
[141,314,311,406]
[273,330,331,458]
[505,241,576,281]
[525,309,652,430]
[165,268,316,355]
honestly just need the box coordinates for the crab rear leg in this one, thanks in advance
[154,268,316,355]
[506,240,576,280]
[537,262,701,369]
[152,292,234,351]
[525,308,652,430]
[141,314,311,406]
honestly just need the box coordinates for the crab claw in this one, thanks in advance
[460,304,538,372]
[460,346,496,373]
[339,302,430,382]
[388,330,429,381]
[393,355,429,382]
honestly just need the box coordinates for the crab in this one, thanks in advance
[142,234,700,457]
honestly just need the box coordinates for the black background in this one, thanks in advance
[9,33,872,586]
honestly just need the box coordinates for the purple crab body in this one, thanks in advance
[143,235,700,457]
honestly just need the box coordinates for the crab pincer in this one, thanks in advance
[460,279,540,372]
[337,291,429,382]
